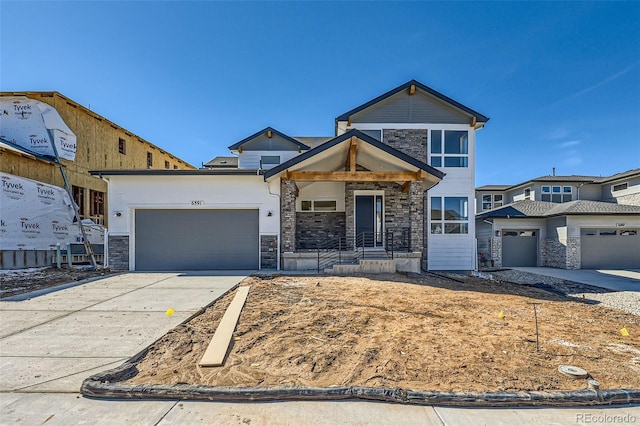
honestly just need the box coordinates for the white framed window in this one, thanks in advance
[300,200,337,212]
[612,182,628,192]
[541,185,572,203]
[481,194,503,210]
[430,130,468,167]
[359,129,382,141]
[524,188,531,200]
[431,196,469,234]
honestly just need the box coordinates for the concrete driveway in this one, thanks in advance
[511,267,640,291]
[1,271,638,425]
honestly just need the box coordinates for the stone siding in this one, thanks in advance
[491,237,502,267]
[296,212,346,250]
[280,180,297,253]
[382,129,428,163]
[260,235,278,269]
[542,239,566,268]
[566,237,581,269]
[608,192,640,206]
[108,235,129,270]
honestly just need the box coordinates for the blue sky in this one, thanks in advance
[1,1,638,186]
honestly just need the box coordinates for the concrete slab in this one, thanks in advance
[148,274,249,289]
[19,359,127,393]
[0,357,125,391]
[511,267,640,292]
[85,287,225,312]
[0,287,132,311]
[158,400,444,426]
[434,405,640,425]
[0,311,191,357]
[0,392,176,426]
[0,309,72,338]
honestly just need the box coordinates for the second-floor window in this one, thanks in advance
[260,155,281,169]
[482,194,503,210]
[430,130,468,167]
[542,185,572,203]
[146,152,153,168]
[118,138,126,154]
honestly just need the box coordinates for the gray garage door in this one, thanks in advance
[581,229,640,269]
[135,209,259,271]
[502,230,538,267]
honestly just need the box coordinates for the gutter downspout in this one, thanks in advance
[265,178,281,271]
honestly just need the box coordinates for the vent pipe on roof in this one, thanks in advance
[552,167,556,176]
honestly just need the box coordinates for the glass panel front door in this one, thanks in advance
[355,195,383,247]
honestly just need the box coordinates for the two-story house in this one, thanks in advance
[94,80,489,272]
[475,169,640,269]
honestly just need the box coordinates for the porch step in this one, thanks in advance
[326,259,396,275]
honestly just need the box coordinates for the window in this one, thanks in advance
[164,160,170,169]
[360,129,382,141]
[118,138,126,154]
[89,190,105,224]
[260,155,281,169]
[72,186,85,217]
[146,152,153,168]
[481,194,503,210]
[430,130,468,167]
[431,197,469,234]
[541,185,572,203]
[612,182,628,192]
[524,188,531,200]
[300,200,337,212]
[173,165,178,170]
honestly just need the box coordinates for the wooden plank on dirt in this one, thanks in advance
[199,286,250,367]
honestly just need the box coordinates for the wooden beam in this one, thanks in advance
[281,169,289,180]
[346,137,358,172]
[471,116,477,127]
[347,117,351,126]
[286,170,427,182]
[267,130,273,138]
[409,84,416,95]
[402,181,411,193]
[238,146,243,154]
[199,286,250,367]
[294,184,299,197]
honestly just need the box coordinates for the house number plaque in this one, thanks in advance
[190,200,205,206]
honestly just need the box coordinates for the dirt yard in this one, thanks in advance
[126,274,640,392]
[0,267,114,299]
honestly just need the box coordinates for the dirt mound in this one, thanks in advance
[125,274,640,392]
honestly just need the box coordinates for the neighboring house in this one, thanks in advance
[93,79,489,272]
[475,169,640,269]
[0,91,194,227]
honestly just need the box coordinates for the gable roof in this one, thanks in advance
[227,127,310,151]
[335,79,489,124]
[263,129,445,181]
[477,199,640,219]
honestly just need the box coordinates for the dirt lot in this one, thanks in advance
[126,274,640,392]
[0,267,114,299]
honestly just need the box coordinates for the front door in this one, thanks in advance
[355,195,383,247]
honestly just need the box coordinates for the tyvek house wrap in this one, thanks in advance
[0,96,77,161]
[0,172,103,250]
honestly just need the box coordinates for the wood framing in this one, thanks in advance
[346,137,358,172]
[282,170,427,182]
[402,181,411,193]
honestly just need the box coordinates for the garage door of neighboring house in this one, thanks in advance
[502,230,538,267]
[135,209,259,271]
[581,228,640,269]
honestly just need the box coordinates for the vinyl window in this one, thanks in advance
[431,196,469,234]
[430,130,468,167]
[541,186,572,203]
[300,200,337,212]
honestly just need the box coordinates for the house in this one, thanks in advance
[475,169,640,269]
[93,80,489,272]
[0,92,195,227]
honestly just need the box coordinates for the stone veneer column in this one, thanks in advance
[491,237,502,268]
[108,235,129,270]
[280,180,297,253]
[566,237,581,269]
[260,235,278,269]
[409,181,424,252]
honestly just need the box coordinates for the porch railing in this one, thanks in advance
[316,228,411,273]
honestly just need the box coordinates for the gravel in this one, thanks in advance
[488,269,640,317]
